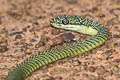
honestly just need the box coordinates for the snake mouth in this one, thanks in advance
[51,23,74,30]
[51,23,63,28]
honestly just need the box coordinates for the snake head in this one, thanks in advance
[50,14,83,28]
[50,14,98,35]
[50,14,69,28]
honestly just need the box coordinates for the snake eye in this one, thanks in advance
[62,19,69,25]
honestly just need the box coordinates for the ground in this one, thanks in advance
[0,0,120,80]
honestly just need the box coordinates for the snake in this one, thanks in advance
[5,14,109,80]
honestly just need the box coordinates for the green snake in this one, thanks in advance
[5,15,109,80]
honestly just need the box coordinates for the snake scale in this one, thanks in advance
[5,15,109,80]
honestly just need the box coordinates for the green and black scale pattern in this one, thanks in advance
[5,15,109,80]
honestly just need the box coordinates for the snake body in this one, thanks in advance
[5,15,109,80]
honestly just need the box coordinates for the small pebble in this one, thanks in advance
[114,42,120,47]
[96,66,106,76]
[32,21,39,26]
[113,34,120,38]
[97,50,104,54]
[24,48,32,54]
[0,45,8,53]
[72,60,81,66]
[8,11,21,19]
[82,73,89,77]
[88,66,96,72]
[15,34,22,39]
[98,14,105,18]
[102,49,113,56]
[111,65,119,74]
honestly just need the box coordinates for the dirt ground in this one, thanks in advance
[0,0,120,80]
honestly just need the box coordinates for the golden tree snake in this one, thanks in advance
[5,15,109,80]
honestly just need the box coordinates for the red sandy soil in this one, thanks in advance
[0,0,120,80]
